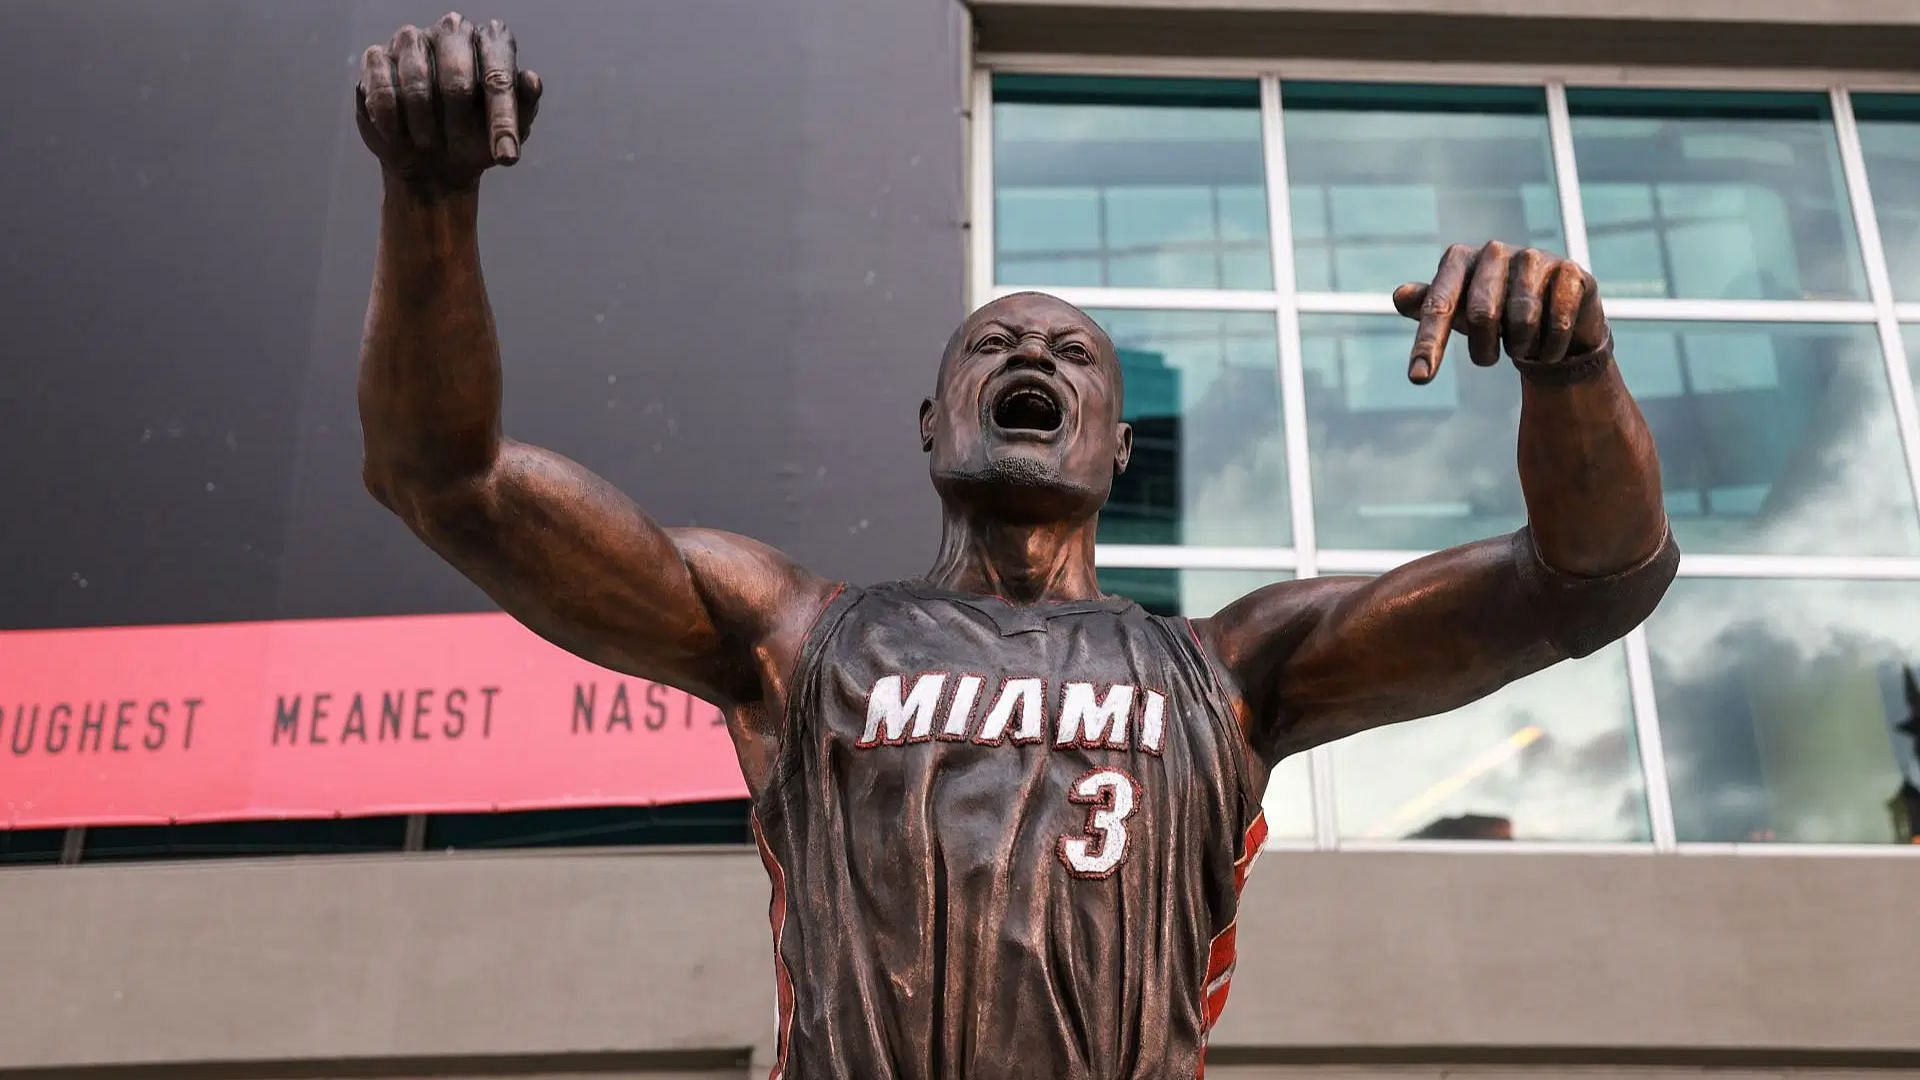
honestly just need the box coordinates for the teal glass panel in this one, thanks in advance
[1333,642,1648,842]
[1101,568,1311,842]
[1647,579,1920,844]
[1089,309,1289,546]
[1301,313,1526,551]
[1283,82,1563,295]
[1615,322,1919,556]
[993,76,1271,290]
[1908,324,1920,400]
[1568,89,1866,300]
[1856,94,1920,302]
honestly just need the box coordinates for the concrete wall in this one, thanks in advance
[0,0,968,632]
[5,849,1917,1076]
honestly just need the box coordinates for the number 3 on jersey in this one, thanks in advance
[1058,768,1140,878]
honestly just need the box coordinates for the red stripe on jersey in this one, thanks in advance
[752,813,795,1080]
[1195,809,1268,1079]
[1234,812,1268,892]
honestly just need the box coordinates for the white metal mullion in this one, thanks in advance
[1896,303,1920,322]
[1092,544,1297,570]
[1261,74,1339,852]
[1103,545,1920,580]
[1604,298,1876,323]
[1544,82,1592,268]
[1832,87,1920,537]
[1318,548,1920,580]
[1677,841,1920,858]
[1294,292,1394,315]
[1337,839,1654,856]
[968,69,994,309]
[1681,553,1920,578]
[1294,294,1878,323]
[1622,628,1679,851]
[985,285,1280,311]
[974,53,1920,95]
[1262,76,1316,578]
[1338,839,1917,858]
[1314,550,1422,575]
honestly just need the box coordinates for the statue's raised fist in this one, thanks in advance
[355,12,542,190]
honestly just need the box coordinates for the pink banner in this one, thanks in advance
[0,612,746,828]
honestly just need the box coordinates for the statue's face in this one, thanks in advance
[922,292,1132,525]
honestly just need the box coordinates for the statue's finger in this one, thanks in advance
[433,15,481,156]
[359,45,402,146]
[391,25,435,151]
[1392,282,1426,319]
[1503,248,1554,361]
[1536,263,1588,366]
[1409,244,1474,384]
[1464,242,1512,367]
[516,68,542,139]
[479,20,520,164]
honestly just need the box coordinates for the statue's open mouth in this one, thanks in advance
[991,381,1064,433]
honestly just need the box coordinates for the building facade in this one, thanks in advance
[4,0,1920,1076]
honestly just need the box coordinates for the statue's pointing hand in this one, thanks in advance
[356,12,542,191]
[1392,242,1611,385]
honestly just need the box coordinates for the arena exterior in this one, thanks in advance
[4,1,1920,1076]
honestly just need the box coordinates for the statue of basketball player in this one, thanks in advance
[355,16,1677,1078]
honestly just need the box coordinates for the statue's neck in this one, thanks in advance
[924,510,1102,605]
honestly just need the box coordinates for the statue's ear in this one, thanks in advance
[919,398,936,453]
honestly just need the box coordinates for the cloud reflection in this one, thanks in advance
[1648,578,1920,844]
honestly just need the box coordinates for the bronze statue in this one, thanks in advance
[355,16,1676,1078]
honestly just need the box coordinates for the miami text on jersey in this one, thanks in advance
[857,673,1167,754]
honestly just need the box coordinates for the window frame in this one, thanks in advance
[970,54,1920,858]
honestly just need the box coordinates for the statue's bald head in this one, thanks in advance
[920,291,1133,526]
[935,292,1119,399]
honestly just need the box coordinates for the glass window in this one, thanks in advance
[1647,578,1920,844]
[1908,324,1920,398]
[1284,82,1563,295]
[1617,321,1920,556]
[1301,313,1525,551]
[80,817,408,863]
[0,828,67,866]
[1090,309,1289,546]
[1101,567,1289,620]
[1855,94,1920,302]
[1102,568,1313,843]
[1333,642,1648,842]
[424,801,751,850]
[993,76,1271,290]
[1568,89,1865,301]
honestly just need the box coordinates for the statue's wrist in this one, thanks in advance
[381,168,482,205]
[1512,332,1614,387]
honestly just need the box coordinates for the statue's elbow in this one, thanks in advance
[360,457,488,543]
[1512,524,1679,660]
[1552,534,1680,659]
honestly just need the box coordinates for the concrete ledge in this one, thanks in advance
[3,849,1917,1073]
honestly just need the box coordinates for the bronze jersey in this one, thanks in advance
[750,580,1270,1080]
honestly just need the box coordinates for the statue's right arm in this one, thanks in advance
[353,16,834,783]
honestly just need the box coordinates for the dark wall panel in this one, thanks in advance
[0,0,967,630]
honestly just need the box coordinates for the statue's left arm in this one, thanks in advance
[1194,242,1678,763]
